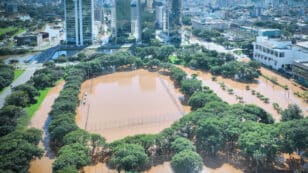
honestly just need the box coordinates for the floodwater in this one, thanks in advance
[76,69,187,142]
[83,161,243,173]
[28,81,65,173]
[180,66,308,121]
[0,52,39,63]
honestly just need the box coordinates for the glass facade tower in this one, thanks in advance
[65,0,94,46]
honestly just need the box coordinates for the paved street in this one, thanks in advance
[0,64,42,108]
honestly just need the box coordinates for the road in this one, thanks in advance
[0,63,42,108]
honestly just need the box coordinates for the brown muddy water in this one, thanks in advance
[179,66,308,121]
[83,162,243,173]
[28,81,65,173]
[76,69,187,142]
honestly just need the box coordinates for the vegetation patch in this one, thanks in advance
[14,69,24,80]
[18,87,52,128]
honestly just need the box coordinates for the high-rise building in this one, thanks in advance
[169,0,181,27]
[155,2,169,33]
[130,0,142,42]
[111,0,117,41]
[64,0,94,46]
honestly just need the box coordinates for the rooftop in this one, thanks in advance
[256,36,291,49]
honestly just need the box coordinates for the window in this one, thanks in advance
[279,52,285,57]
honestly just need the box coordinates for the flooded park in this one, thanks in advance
[76,69,187,142]
[27,65,306,173]
[179,66,308,121]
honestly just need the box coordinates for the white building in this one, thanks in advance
[253,37,308,71]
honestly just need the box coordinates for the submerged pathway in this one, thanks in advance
[28,81,65,173]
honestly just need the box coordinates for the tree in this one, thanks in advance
[171,137,196,153]
[279,119,308,154]
[0,134,43,173]
[196,118,223,155]
[0,105,26,136]
[171,150,203,173]
[90,134,106,159]
[147,59,160,69]
[5,91,30,107]
[180,79,202,99]
[238,122,280,164]
[109,144,149,172]
[281,104,303,121]
[50,121,78,147]
[53,143,91,171]
[63,129,90,146]
[169,66,187,85]
[32,73,51,89]
[13,84,39,104]
[56,166,78,173]
[188,92,208,110]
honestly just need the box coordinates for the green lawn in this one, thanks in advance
[0,27,24,37]
[17,87,52,129]
[14,69,24,80]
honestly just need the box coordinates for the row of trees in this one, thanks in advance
[49,53,149,172]
[0,64,64,172]
[0,63,14,90]
[176,45,261,82]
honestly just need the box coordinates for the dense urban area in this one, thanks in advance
[0,0,307,173]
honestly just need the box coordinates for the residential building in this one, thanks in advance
[64,0,94,46]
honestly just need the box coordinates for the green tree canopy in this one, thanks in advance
[109,144,149,172]
[281,104,303,122]
[171,137,196,153]
[171,150,203,173]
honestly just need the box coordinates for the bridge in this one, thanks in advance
[28,45,60,63]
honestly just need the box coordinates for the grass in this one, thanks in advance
[0,27,24,37]
[168,55,183,64]
[17,87,52,129]
[14,69,24,80]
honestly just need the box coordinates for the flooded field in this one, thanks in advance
[180,66,307,121]
[83,162,243,173]
[76,69,186,142]
[28,81,65,173]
